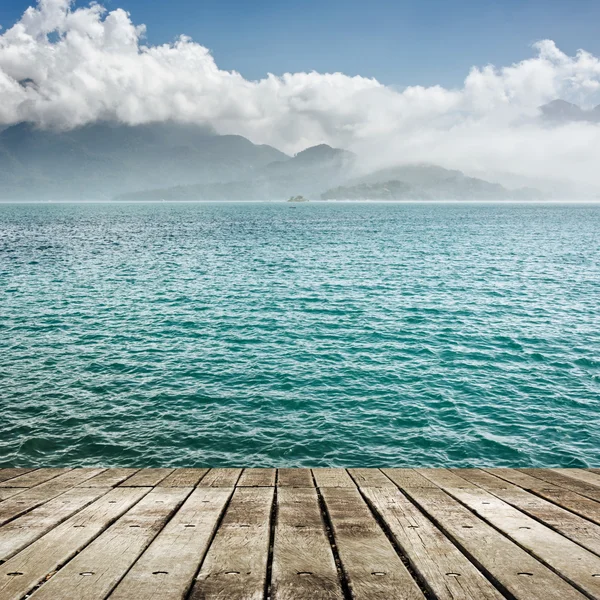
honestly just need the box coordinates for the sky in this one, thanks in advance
[1,0,600,88]
[1,0,600,191]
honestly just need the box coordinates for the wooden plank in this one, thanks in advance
[277,468,314,488]
[0,469,36,484]
[28,487,190,600]
[78,468,140,487]
[237,468,276,487]
[399,485,586,600]
[312,469,355,488]
[419,469,600,599]
[551,468,600,488]
[361,486,504,600]
[320,486,424,600]
[197,468,243,487]
[271,487,343,600]
[0,489,27,502]
[110,487,233,600]
[0,487,109,561]
[484,468,600,527]
[118,468,174,487]
[190,486,274,600]
[456,469,600,557]
[0,468,105,526]
[348,469,397,488]
[520,469,600,501]
[0,468,71,488]
[382,469,439,489]
[157,468,209,487]
[0,486,149,600]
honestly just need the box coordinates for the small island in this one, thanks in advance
[287,195,309,202]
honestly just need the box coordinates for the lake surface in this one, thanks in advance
[1,202,599,468]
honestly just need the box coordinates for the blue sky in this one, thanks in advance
[1,0,599,87]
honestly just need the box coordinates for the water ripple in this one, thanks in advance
[1,202,599,468]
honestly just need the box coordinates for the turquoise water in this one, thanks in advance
[1,202,599,468]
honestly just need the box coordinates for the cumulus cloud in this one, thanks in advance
[2,0,600,190]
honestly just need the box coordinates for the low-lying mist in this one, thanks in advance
[1,0,600,195]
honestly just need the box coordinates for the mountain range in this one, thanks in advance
[0,120,547,201]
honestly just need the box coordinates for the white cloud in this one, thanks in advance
[2,0,600,190]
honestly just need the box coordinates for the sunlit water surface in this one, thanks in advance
[1,202,599,468]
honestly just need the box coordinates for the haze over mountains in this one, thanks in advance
[0,119,555,202]
[1,99,599,201]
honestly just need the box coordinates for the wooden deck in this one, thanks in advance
[1,468,600,599]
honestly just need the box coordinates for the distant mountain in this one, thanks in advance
[0,122,288,200]
[540,100,600,124]
[117,143,356,201]
[321,164,543,200]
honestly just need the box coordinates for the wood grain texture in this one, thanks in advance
[197,468,243,487]
[0,487,108,561]
[321,486,425,600]
[0,468,105,526]
[190,486,274,600]
[0,468,72,488]
[519,469,600,501]
[0,486,149,600]
[277,469,314,488]
[382,469,439,489]
[312,469,355,488]
[271,487,343,600]
[401,485,587,600]
[78,468,140,488]
[0,489,27,502]
[28,488,190,600]
[551,468,600,488]
[110,487,233,600]
[118,468,174,487]
[348,469,397,488]
[237,468,276,487]
[0,469,36,485]
[420,469,600,599]
[157,468,209,487]
[456,469,600,556]
[362,486,505,600]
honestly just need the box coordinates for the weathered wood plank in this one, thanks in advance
[419,469,600,599]
[456,469,600,557]
[520,469,600,501]
[78,468,140,488]
[0,489,27,502]
[110,487,232,600]
[321,486,425,600]
[382,469,438,489]
[362,486,505,600]
[399,485,586,600]
[0,468,71,488]
[190,486,274,600]
[348,469,396,488]
[271,487,343,600]
[118,468,174,487]
[237,468,276,487]
[0,487,108,561]
[483,468,600,527]
[0,468,105,526]
[312,469,355,488]
[28,487,190,600]
[0,486,149,600]
[197,468,243,487]
[0,469,36,485]
[157,468,209,487]
[277,469,314,488]
[551,468,600,488]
